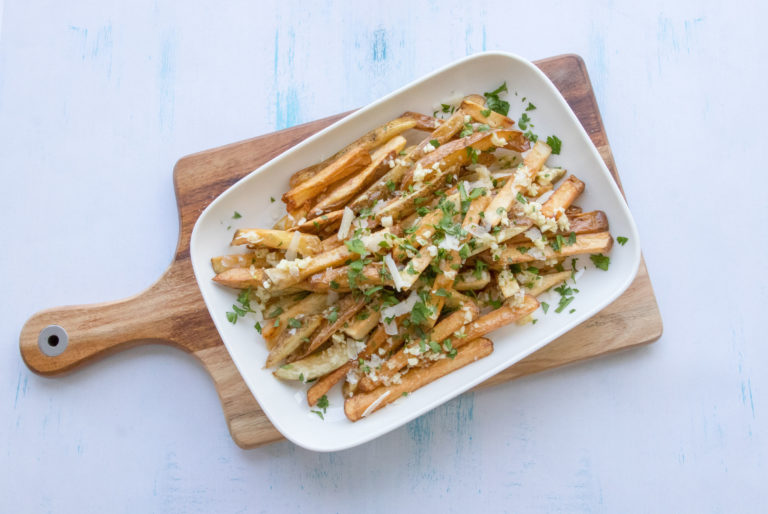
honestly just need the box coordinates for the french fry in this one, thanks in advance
[374,167,453,223]
[565,205,582,216]
[210,251,276,273]
[343,302,381,339]
[505,211,609,245]
[460,97,515,128]
[261,293,330,341]
[344,337,494,421]
[300,295,368,357]
[232,229,322,256]
[265,315,322,365]
[454,269,491,290]
[528,271,572,296]
[288,116,421,188]
[461,294,540,342]
[274,338,356,381]
[307,326,388,405]
[213,267,267,289]
[290,209,344,235]
[483,140,551,228]
[401,128,529,190]
[359,302,480,391]
[303,263,390,292]
[462,194,491,228]
[498,232,613,264]
[283,148,372,209]
[310,136,407,216]
[443,290,476,310]
[402,111,443,131]
[350,111,467,210]
[308,362,354,406]
[541,175,585,218]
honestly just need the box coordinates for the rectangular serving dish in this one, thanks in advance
[190,52,641,452]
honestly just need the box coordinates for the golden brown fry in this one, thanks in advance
[283,148,372,209]
[310,136,407,216]
[261,293,330,341]
[211,252,275,274]
[350,111,466,210]
[290,209,344,235]
[307,326,388,405]
[265,228,397,289]
[484,140,552,228]
[498,231,613,264]
[374,167,453,223]
[402,111,443,131]
[343,302,381,339]
[273,338,354,381]
[300,295,367,357]
[308,362,353,406]
[505,211,609,245]
[344,337,494,421]
[288,116,419,188]
[213,267,267,289]
[460,98,515,128]
[565,205,582,216]
[265,315,322,365]
[461,294,540,342]
[360,303,480,391]
[462,194,491,228]
[454,269,491,290]
[401,128,528,190]
[303,263,390,292]
[232,229,322,256]
[444,290,476,310]
[528,271,572,296]
[541,175,585,218]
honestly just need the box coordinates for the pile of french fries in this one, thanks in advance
[211,90,614,422]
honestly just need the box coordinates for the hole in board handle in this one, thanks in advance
[38,325,68,357]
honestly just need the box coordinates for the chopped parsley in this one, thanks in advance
[232,211,242,219]
[617,236,629,246]
[550,234,565,252]
[325,306,339,323]
[330,280,340,290]
[345,238,368,257]
[270,197,276,203]
[541,302,550,314]
[268,306,284,318]
[516,192,528,204]
[226,311,238,324]
[386,180,396,192]
[430,139,440,148]
[525,102,536,111]
[441,103,454,113]
[287,318,302,329]
[480,108,492,117]
[590,253,611,271]
[483,82,510,116]
[546,135,562,154]
[254,322,262,333]
[523,130,538,142]
[317,395,329,412]
[518,113,531,130]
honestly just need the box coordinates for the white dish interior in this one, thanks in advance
[190,52,641,452]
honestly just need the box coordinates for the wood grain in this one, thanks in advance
[18,54,662,449]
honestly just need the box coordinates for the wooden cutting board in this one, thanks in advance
[19,54,662,449]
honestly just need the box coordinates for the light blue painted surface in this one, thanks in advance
[1,1,766,512]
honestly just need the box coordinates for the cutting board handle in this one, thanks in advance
[19,269,188,376]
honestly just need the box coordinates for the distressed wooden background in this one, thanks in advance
[1,1,765,512]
